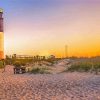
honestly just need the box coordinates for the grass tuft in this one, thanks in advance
[30,67,51,74]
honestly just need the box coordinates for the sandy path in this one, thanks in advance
[50,65,66,74]
[0,66,100,100]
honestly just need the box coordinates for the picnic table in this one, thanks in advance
[14,66,26,74]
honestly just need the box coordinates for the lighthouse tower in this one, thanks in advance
[0,8,4,59]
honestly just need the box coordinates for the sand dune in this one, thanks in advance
[0,66,100,100]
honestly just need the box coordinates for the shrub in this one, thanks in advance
[13,61,26,67]
[13,61,21,68]
[30,67,50,74]
[67,63,92,72]
[94,63,100,70]
[0,60,4,69]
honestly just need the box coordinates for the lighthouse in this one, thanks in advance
[0,8,4,59]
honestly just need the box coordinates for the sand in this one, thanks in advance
[0,65,100,100]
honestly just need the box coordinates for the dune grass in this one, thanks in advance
[30,67,51,74]
[66,62,100,74]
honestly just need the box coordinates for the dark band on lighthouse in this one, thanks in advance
[0,9,3,32]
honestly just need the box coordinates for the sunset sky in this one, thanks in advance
[0,0,100,57]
